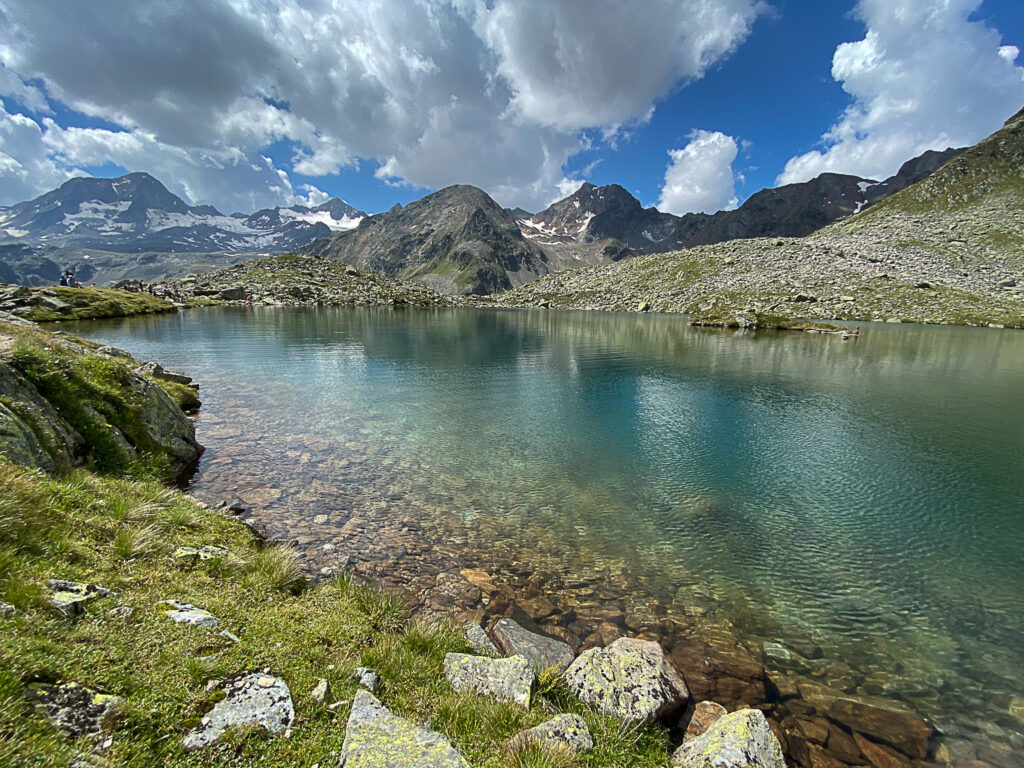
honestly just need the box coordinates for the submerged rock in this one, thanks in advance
[159,600,221,629]
[26,682,123,742]
[339,689,469,768]
[491,617,575,673]
[672,708,785,767]
[563,636,689,723]
[48,580,112,617]
[509,713,593,753]
[443,653,533,707]
[182,672,294,750]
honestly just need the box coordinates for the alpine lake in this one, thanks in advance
[66,305,1024,766]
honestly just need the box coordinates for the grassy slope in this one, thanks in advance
[0,462,670,768]
[15,287,175,323]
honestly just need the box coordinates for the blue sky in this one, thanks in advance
[1,0,1022,216]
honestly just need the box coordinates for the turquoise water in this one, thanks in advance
[68,306,1024,759]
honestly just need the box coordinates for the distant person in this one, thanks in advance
[59,273,68,286]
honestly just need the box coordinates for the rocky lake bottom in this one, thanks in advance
[65,305,1024,767]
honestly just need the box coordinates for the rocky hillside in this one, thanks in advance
[488,110,1023,328]
[172,254,461,308]
[518,147,963,260]
[0,173,366,286]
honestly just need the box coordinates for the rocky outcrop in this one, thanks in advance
[26,682,123,743]
[182,673,294,750]
[672,708,786,768]
[443,653,534,707]
[563,637,689,723]
[48,580,112,617]
[339,690,469,768]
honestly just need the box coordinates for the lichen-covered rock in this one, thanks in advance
[25,682,123,742]
[172,545,235,563]
[339,689,469,768]
[444,653,533,707]
[509,713,593,753]
[672,708,786,767]
[0,361,85,472]
[128,373,201,473]
[684,700,728,742]
[159,600,221,629]
[310,677,329,704]
[0,600,15,618]
[48,580,112,617]
[464,622,500,656]
[491,617,575,673]
[182,673,294,750]
[563,636,689,723]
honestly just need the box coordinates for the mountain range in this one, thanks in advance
[301,147,961,294]
[0,146,962,292]
[0,173,365,285]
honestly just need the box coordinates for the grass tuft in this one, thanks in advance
[242,546,306,594]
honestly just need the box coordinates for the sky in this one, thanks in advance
[0,0,1022,217]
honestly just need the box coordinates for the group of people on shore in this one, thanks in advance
[58,270,81,288]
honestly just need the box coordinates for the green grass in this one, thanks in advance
[19,287,175,323]
[0,461,673,767]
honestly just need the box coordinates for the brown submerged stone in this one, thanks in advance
[670,638,768,706]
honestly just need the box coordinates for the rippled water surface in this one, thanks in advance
[68,306,1024,760]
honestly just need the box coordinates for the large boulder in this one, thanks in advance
[182,673,294,750]
[339,690,469,768]
[672,708,786,767]
[0,362,85,472]
[443,653,533,707]
[128,373,202,474]
[563,636,689,723]
[491,617,575,673]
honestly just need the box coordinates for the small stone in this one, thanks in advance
[159,600,221,629]
[354,667,382,694]
[48,580,112,617]
[205,680,222,693]
[182,672,294,750]
[762,642,792,663]
[310,678,329,704]
[683,700,728,742]
[172,545,235,563]
[312,514,330,524]
[509,713,593,753]
[109,606,134,619]
[444,653,534,707]
[0,601,15,618]
[672,708,785,767]
[339,690,469,767]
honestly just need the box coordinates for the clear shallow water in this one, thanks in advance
[68,306,1024,760]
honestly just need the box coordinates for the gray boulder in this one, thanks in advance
[353,666,382,693]
[491,617,574,673]
[509,713,593,753]
[672,708,785,767]
[464,622,500,656]
[563,636,689,723]
[444,653,533,707]
[160,600,221,629]
[182,673,294,750]
[0,600,15,618]
[339,690,469,767]
[128,373,202,473]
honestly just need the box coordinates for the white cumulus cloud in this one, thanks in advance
[658,130,739,215]
[777,0,1024,185]
[0,0,762,211]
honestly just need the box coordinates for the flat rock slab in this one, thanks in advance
[672,708,786,767]
[339,690,469,768]
[491,617,575,673]
[182,673,294,750]
[159,600,221,629]
[509,713,593,753]
[444,653,533,707]
[796,683,933,759]
[172,545,236,563]
[48,580,112,617]
[464,623,500,656]
[26,682,123,742]
[564,636,689,723]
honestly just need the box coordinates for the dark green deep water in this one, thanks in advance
[69,306,1024,755]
